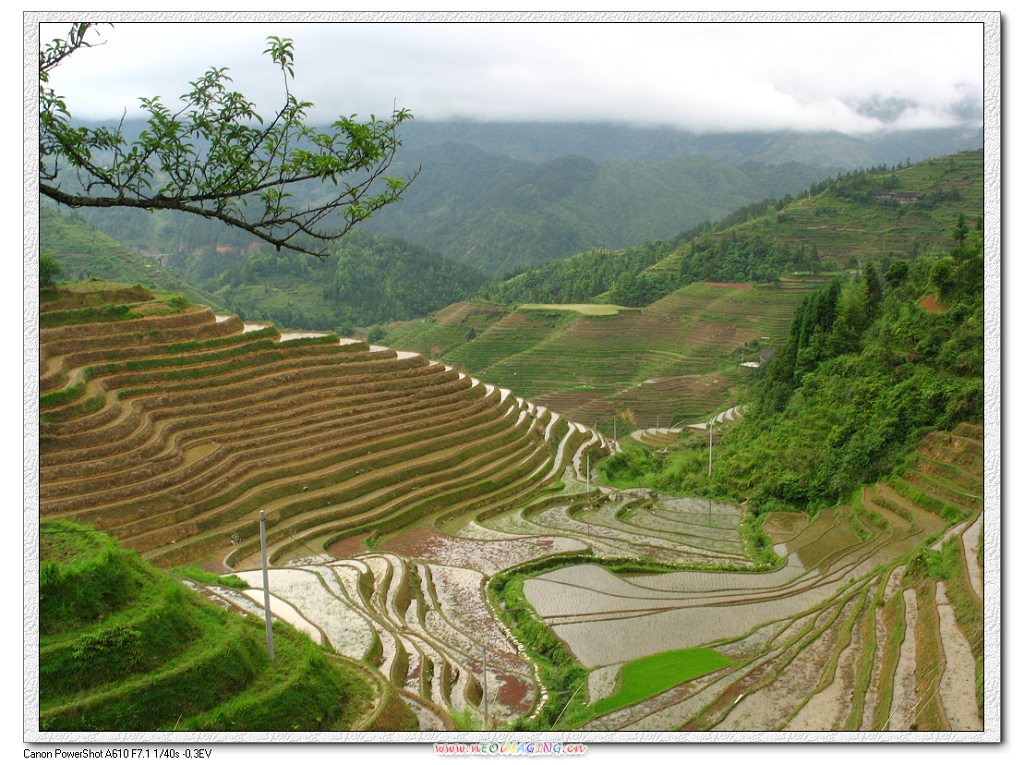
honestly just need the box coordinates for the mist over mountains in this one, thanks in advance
[390,120,982,167]
[356,121,980,274]
[60,118,981,291]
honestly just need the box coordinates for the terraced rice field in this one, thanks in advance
[222,555,537,726]
[519,424,985,732]
[383,301,509,358]
[631,403,750,447]
[385,277,830,430]
[39,287,587,577]
[38,285,612,730]
[38,284,984,733]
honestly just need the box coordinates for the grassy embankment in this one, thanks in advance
[39,519,415,732]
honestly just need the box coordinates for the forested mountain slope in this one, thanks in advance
[41,211,486,332]
[362,144,837,274]
[480,149,983,308]
[602,212,984,515]
[383,151,983,436]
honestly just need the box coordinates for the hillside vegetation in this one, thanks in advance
[602,211,983,518]
[40,207,223,309]
[41,211,486,332]
[477,150,982,311]
[69,137,839,280]
[57,147,981,335]
[39,519,415,731]
[630,149,982,305]
[199,230,487,330]
[363,145,838,275]
[480,241,675,306]
[378,151,983,436]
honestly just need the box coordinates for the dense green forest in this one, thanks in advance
[480,241,674,305]
[602,214,983,514]
[206,231,486,330]
[41,209,485,331]
[363,145,838,275]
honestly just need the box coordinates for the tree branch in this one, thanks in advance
[38,28,415,258]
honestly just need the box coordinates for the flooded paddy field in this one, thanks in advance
[217,422,983,732]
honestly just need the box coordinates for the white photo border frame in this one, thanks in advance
[22,8,1002,745]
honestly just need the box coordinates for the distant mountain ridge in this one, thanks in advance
[379,149,984,429]
[362,142,840,275]
[478,149,983,308]
[393,120,982,167]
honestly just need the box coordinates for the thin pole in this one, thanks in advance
[708,419,714,477]
[586,452,590,493]
[482,646,488,731]
[259,510,275,661]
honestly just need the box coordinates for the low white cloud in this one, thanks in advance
[40,20,983,135]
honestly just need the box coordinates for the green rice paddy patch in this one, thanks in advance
[592,647,735,716]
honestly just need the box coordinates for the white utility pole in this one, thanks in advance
[708,418,714,477]
[259,510,275,661]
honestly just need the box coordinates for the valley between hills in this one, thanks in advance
[37,149,986,734]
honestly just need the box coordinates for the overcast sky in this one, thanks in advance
[39,19,983,134]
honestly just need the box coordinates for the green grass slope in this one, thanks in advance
[592,647,735,716]
[40,207,223,310]
[39,519,415,732]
